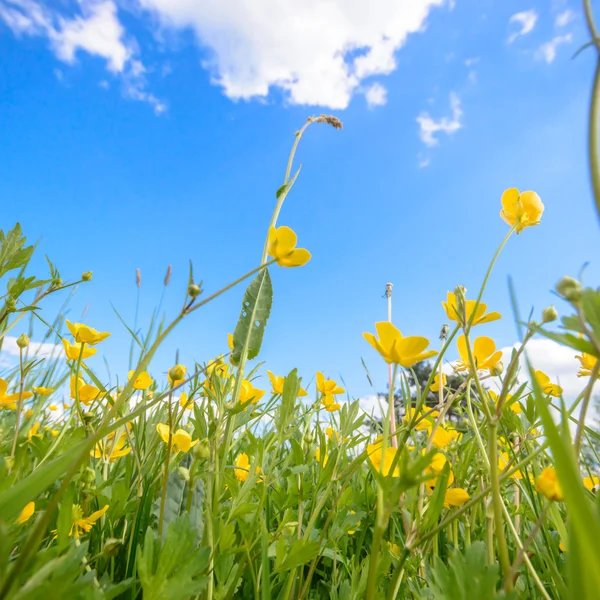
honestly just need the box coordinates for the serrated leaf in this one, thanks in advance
[231,268,273,365]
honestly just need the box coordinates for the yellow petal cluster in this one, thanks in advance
[500,188,544,234]
[456,335,502,374]
[66,320,110,345]
[267,226,311,268]
[442,292,501,326]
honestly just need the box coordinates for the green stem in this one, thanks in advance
[158,390,174,537]
[366,490,386,600]
[10,346,27,460]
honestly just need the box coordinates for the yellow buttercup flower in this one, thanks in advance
[498,451,524,480]
[26,422,42,443]
[239,379,265,404]
[424,452,455,492]
[32,386,54,395]
[228,333,234,351]
[316,372,344,411]
[363,322,437,367]
[576,351,597,377]
[50,430,59,437]
[488,390,521,414]
[62,338,97,360]
[156,423,198,453]
[66,320,110,345]
[536,467,563,501]
[234,452,262,482]
[70,376,102,406]
[403,408,439,431]
[456,335,502,374]
[367,442,400,477]
[0,378,33,409]
[179,392,194,410]
[431,426,459,449]
[15,501,35,524]
[583,475,600,491]
[500,188,544,233]
[444,488,470,508]
[48,404,57,411]
[68,504,109,538]
[206,357,228,378]
[430,373,446,393]
[533,370,563,398]
[266,371,308,396]
[25,409,34,418]
[326,427,340,442]
[91,432,131,462]
[388,542,401,556]
[128,370,153,391]
[267,225,311,268]
[442,292,501,326]
[315,447,329,467]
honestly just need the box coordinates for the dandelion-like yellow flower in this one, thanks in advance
[500,188,544,234]
[444,488,470,508]
[488,390,521,414]
[456,335,502,374]
[15,501,35,525]
[62,339,97,360]
[67,504,109,538]
[576,351,597,377]
[239,379,265,404]
[128,370,153,391]
[70,376,102,406]
[403,408,439,431]
[267,226,311,268]
[442,292,501,326]
[326,427,340,442]
[27,422,42,443]
[156,423,198,453]
[363,322,437,367]
[32,386,54,395]
[316,372,344,412]
[0,378,33,410]
[431,426,459,449]
[533,370,563,398]
[234,452,262,482]
[266,371,308,396]
[367,442,400,477]
[66,320,110,345]
[536,467,563,501]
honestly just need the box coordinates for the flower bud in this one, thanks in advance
[188,284,202,298]
[542,305,558,323]
[6,296,16,310]
[168,364,186,384]
[102,538,122,558]
[4,457,14,471]
[53,277,63,288]
[80,466,96,485]
[491,362,504,376]
[193,438,210,460]
[303,432,313,445]
[177,466,190,481]
[82,271,93,282]
[556,276,582,302]
[283,521,298,536]
[16,333,29,349]
[146,391,154,400]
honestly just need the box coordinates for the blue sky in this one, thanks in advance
[0,0,597,399]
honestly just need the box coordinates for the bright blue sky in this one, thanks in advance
[0,0,597,398]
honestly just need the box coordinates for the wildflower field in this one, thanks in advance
[3,26,600,600]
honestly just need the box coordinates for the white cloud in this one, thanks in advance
[556,9,575,28]
[537,34,573,64]
[137,0,445,109]
[418,153,431,168]
[508,9,538,44]
[0,0,164,112]
[464,57,480,66]
[1,335,63,359]
[364,82,388,108]
[416,91,462,147]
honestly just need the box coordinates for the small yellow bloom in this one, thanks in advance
[128,370,153,390]
[315,447,329,467]
[91,432,131,462]
[0,378,33,409]
[363,322,437,367]
[168,364,187,387]
[533,370,563,398]
[234,452,262,482]
[239,379,265,404]
[431,426,459,449]
[68,504,109,538]
[227,333,234,351]
[430,373,446,393]
[488,390,521,414]
[70,376,102,406]
[444,488,470,508]
[536,467,564,501]
[576,351,597,377]
[583,475,600,491]
[25,409,34,418]
[267,225,311,268]
[179,392,194,410]
[266,371,308,396]
[456,335,502,374]
[442,292,501,326]
[326,427,340,442]
[559,540,567,552]
[66,320,110,345]
[156,423,198,453]
[388,541,401,556]
[316,372,344,411]
[62,338,97,360]
[15,501,35,524]
[498,451,524,480]
[500,188,544,233]
[32,386,54,395]
[424,452,455,492]
[403,408,439,431]
[27,422,42,443]
[63,403,70,410]
[50,430,59,437]
[48,404,57,411]
[367,442,400,477]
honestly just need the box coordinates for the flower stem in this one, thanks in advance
[10,346,27,460]
[158,390,173,537]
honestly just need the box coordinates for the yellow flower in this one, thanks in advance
[367,442,400,477]
[363,322,437,367]
[326,427,340,442]
[583,475,599,491]
[239,379,265,404]
[70,376,102,406]
[488,390,521,414]
[430,373,446,393]
[62,338,97,360]
[32,386,54,395]
[91,432,131,462]
[128,370,153,391]
[48,404,57,411]
[267,225,311,268]
[63,403,70,410]
[403,408,439,431]
[442,292,501,326]
[431,426,459,449]
[68,504,109,538]
[576,351,597,377]
[234,452,262,482]
[66,320,110,345]
[315,447,329,467]
[0,378,33,409]
[206,357,228,378]
[266,370,308,396]
[536,467,564,501]
[228,333,234,352]
[498,451,524,480]
[424,452,455,492]
[50,430,59,437]
[444,488,470,508]
[156,423,198,453]
[25,409,34,418]
[15,501,35,524]
[559,540,567,553]
[26,422,42,443]
[456,335,502,374]
[179,392,194,410]
[388,541,401,556]
[533,370,563,398]
[500,188,544,233]
[168,364,187,386]
[316,372,344,412]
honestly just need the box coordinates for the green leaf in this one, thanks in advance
[582,288,600,341]
[273,539,321,574]
[0,223,34,279]
[231,268,273,365]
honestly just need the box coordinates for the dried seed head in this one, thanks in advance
[440,324,450,340]
[136,268,141,288]
[314,114,343,129]
[164,265,172,287]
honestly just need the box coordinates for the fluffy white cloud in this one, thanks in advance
[508,9,538,44]
[416,91,462,147]
[137,0,445,109]
[1,335,63,359]
[537,34,573,64]
[364,82,388,108]
[555,9,575,28]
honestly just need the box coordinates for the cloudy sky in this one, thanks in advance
[0,0,597,400]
